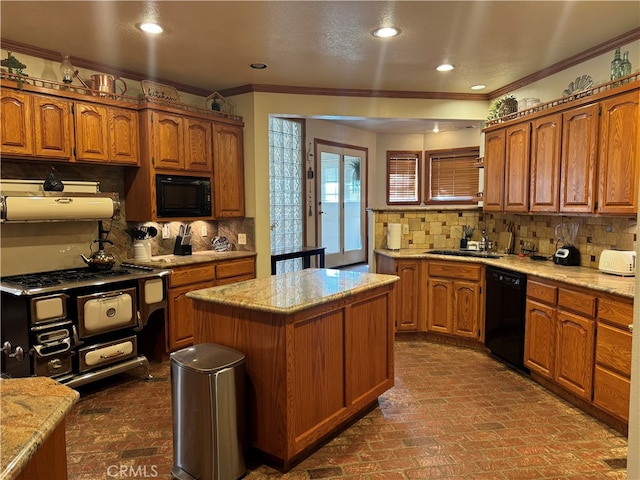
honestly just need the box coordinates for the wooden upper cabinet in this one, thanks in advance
[1,89,34,155]
[108,108,139,165]
[530,114,562,213]
[153,112,185,170]
[74,103,109,161]
[75,103,139,165]
[598,90,640,215]
[504,122,530,212]
[560,103,598,213]
[483,129,506,212]
[185,118,213,172]
[213,123,245,218]
[32,95,73,160]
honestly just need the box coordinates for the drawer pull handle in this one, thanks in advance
[100,350,125,360]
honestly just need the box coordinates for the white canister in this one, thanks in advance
[134,241,151,261]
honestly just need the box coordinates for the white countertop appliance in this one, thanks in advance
[599,249,636,276]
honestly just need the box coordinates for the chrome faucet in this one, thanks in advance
[481,229,488,251]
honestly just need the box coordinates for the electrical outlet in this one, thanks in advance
[238,233,247,245]
[402,224,409,235]
[162,224,171,239]
[200,225,207,237]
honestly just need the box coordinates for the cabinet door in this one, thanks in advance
[213,123,245,217]
[560,104,598,213]
[598,91,639,214]
[504,122,530,212]
[74,103,109,162]
[167,281,214,351]
[483,129,505,212]
[395,261,421,331]
[452,280,480,338]
[32,96,73,159]
[524,299,555,378]
[427,278,452,334]
[1,89,33,155]
[153,112,185,170]
[529,114,562,212]
[554,310,594,400]
[184,118,213,172]
[108,107,139,165]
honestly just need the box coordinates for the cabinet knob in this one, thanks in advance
[629,324,634,333]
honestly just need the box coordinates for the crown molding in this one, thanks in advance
[4,28,639,102]
[489,27,640,99]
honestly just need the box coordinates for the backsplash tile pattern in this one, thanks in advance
[373,208,637,268]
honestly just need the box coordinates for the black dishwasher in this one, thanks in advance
[484,266,529,373]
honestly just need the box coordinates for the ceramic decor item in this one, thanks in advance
[211,236,231,252]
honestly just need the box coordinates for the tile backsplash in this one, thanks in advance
[373,208,637,268]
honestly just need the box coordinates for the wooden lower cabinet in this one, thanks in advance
[593,296,633,421]
[554,310,594,399]
[426,261,483,340]
[16,419,69,480]
[524,276,634,424]
[375,254,423,331]
[167,257,255,351]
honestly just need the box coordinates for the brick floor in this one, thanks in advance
[66,339,628,479]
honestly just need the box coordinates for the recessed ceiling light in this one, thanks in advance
[436,63,454,72]
[470,84,486,90]
[138,22,163,34]
[373,27,400,38]
[250,63,268,69]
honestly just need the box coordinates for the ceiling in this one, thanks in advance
[1,1,638,134]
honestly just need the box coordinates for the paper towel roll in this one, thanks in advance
[387,223,402,250]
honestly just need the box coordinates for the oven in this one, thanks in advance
[1,265,168,388]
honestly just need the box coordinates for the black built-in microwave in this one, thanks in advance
[155,174,212,217]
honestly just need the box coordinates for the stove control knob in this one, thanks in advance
[2,342,25,361]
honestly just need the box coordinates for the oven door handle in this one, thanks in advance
[100,350,126,360]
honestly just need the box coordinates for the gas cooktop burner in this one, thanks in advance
[2,268,131,288]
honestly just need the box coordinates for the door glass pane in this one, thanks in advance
[320,151,340,255]
[344,155,362,252]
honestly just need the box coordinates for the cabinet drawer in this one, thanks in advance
[557,288,596,318]
[596,322,632,377]
[593,365,630,421]
[526,280,556,305]
[170,264,215,287]
[598,297,633,329]
[428,261,481,281]
[215,258,256,280]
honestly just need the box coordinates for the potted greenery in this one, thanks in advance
[487,95,517,121]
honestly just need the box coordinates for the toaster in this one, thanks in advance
[599,249,636,276]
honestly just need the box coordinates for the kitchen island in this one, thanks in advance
[1,377,79,480]
[187,268,398,469]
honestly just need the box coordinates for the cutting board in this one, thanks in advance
[498,231,514,253]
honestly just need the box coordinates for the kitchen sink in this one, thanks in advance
[426,249,502,259]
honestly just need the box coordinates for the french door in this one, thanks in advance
[317,142,366,267]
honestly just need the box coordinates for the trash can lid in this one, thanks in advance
[170,343,245,373]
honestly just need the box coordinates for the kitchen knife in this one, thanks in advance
[178,225,185,237]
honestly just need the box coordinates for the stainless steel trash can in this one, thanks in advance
[170,343,246,480]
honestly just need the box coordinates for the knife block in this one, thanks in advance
[173,237,192,256]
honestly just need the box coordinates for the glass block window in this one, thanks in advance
[269,117,304,274]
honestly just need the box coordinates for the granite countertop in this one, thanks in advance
[125,250,256,269]
[186,268,399,314]
[376,249,635,299]
[1,377,79,480]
